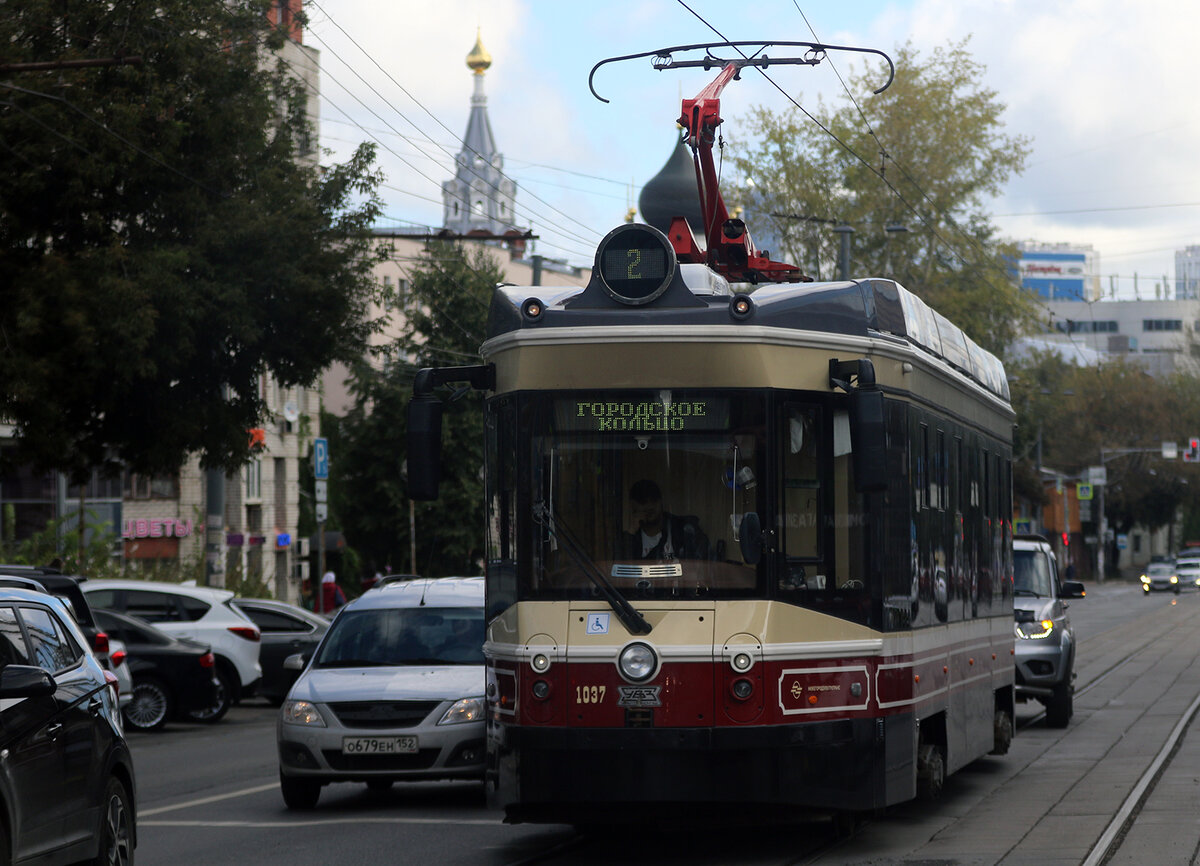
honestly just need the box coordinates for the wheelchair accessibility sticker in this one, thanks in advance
[586,613,610,634]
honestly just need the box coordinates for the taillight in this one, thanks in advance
[199,652,215,668]
[110,650,127,668]
[93,631,110,654]
[228,626,260,642]
[104,669,119,695]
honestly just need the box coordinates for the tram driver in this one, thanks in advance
[624,479,709,560]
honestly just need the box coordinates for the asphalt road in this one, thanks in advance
[127,578,1200,865]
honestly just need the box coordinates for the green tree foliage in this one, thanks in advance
[1010,353,1200,552]
[729,39,1037,355]
[0,0,384,482]
[331,242,502,577]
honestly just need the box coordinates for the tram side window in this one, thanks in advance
[780,406,822,585]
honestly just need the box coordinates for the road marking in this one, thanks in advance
[140,817,498,827]
[138,783,281,817]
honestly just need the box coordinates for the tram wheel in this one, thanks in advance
[916,744,945,801]
[831,810,864,839]
[990,709,1014,755]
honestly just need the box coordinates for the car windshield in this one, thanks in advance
[1013,549,1054,596]
[314,607,484,667]
[1149,564,1174,574]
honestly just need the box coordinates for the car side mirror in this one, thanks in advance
[0,665,56,698]
[283,653,310,672]
[1061,580,1086,599]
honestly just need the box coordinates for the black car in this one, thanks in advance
[231,598,329,705]
[94,608,221,731]
[0,566,109,661]
[0,586,136,864]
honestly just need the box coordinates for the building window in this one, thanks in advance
[124,474,180,500]
[1143,319,1182,332]
[245,460,262,501]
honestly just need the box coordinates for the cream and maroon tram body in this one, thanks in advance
[415,224,1016,824]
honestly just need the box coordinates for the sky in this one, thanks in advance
[303,0,1200,300]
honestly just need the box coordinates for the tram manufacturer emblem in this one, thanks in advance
[617,685,662,707]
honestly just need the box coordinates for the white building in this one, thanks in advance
[1024,297,1200,377]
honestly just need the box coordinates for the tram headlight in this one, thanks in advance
[1014,619,1055,640]
[618,642,658,683]
[531,653,551,673]
[731,651,754,672]
[531,680,551,700]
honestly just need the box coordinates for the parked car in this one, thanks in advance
[0,585,136,864]
[1141,561,1180,594]
[94,608,221,731]
[1013,535,1086,728]
[231,598,329,705]
[82,579,262,722]
[0,566,110,662]
[278,576,486,809]
[107,635,135,710]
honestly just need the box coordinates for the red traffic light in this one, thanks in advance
[1062,532,1070,547]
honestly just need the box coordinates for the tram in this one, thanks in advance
[408,42,1014,824]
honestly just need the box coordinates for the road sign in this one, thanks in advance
[315,502,328,523]
[1163,441,1179,460]
[1087,465,1107,486]
[1076,482,1093,501]
[1184,438,1200,464]
[315,480,327,503]
[314,437,329,479]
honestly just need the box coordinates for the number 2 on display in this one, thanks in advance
[626,249,641,279]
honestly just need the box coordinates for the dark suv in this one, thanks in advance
[1012,535,1086,727]
[0,566,108,660]
[0,585,136,863]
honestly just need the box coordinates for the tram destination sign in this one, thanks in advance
[556,397,729,433]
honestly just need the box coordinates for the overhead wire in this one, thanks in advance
[672,0,1021,294]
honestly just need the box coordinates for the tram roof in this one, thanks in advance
[487,267,1009,403]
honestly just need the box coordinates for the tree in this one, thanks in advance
[729,39,1037,355]
[1010,352,1200,566]
[330,241,502,577]
[0,0,384,482]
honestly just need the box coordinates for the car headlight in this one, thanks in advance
[1171,575,1179,584]
[438,697,485,725]
[281,700,326,727]
[1140,574,1150,584]
[1014,619,1055,640]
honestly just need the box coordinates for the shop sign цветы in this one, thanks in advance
[122,518,197,539]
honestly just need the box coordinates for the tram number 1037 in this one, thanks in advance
[575,685,607,704]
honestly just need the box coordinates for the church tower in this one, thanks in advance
[442,31,518,236]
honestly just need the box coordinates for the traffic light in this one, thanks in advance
[1184,438,1200,463]
[1062,532,1070,547]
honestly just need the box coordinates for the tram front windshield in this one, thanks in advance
[523,390,766,599]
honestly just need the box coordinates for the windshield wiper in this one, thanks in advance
[534,502,652,636]
[1013,588,1043,597]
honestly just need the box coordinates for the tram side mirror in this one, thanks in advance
[849,388,888,493]
[739,512,762,565]
[407,396,444,501]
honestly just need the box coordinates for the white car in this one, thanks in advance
[277,576,485,809]
[82,579,262,720]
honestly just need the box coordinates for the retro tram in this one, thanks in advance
[408,42,1014,824]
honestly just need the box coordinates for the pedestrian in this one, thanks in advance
[320,569,346,613]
